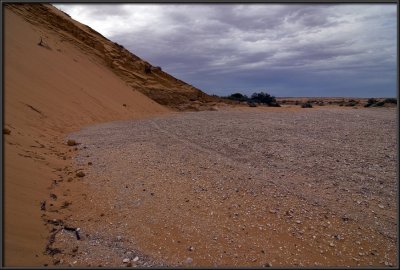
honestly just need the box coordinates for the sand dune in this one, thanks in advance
[2,3,202,266]
[3,3,397,267]
[7,4,216,110]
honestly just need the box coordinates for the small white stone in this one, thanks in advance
[122,258,130,263]
[133,256,139,262]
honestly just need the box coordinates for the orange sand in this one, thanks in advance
[3,5,169,266]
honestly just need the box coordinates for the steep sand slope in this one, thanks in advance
[7,4,217,110]
[3,5,170,266]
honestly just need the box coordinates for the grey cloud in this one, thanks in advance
[55,4,397,97]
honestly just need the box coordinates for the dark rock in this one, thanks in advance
[67,140,77,146]
[76,171,85,177]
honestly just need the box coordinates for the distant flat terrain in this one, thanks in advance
[43,107,397,267]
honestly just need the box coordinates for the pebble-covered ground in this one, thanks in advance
[46,107,397,267]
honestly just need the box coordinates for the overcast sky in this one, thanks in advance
[55,4,397,97]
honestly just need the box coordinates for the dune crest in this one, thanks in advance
[7,3,216,110]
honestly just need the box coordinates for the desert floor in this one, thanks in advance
[43,106,397,267]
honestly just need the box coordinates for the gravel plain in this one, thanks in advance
[48,107,397,267]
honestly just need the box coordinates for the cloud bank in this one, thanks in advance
[55,4,397,97]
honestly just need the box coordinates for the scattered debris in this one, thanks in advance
[60,201,71,209]
[37,37,52,50]
[75,228,81,240]
[40,200,46,211]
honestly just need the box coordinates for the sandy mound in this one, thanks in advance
[2,3,193,266]
[7,4,217,110]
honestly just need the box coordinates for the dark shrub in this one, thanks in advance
[228,93,248,101]
[151,66,162,72]
[114,42,124,49]
[144,65,151,73]
[365,98,378,107]
[345,101,358,106]
[384,98,397,104]
[301,102,313,108]
[248,102,257,107]
[371,101,385,107]
[250,92,280,107]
